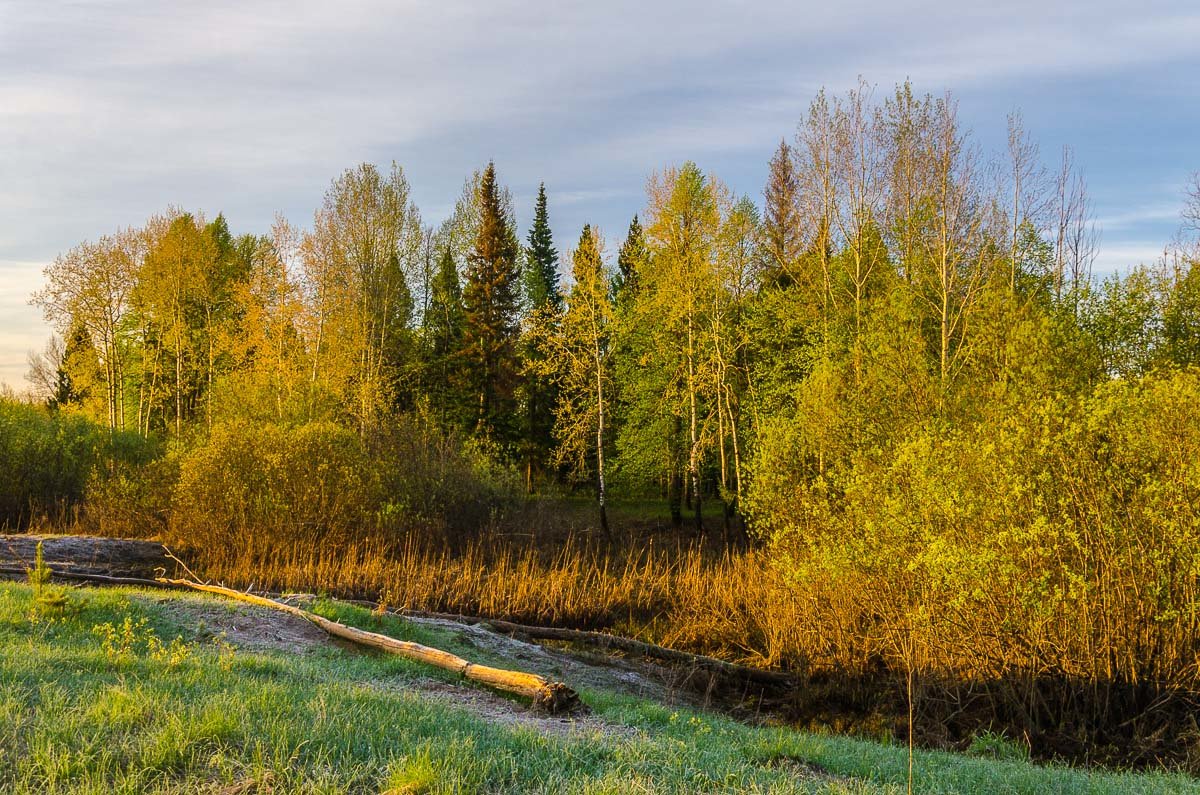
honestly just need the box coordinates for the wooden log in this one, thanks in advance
[349,601,796,688]
[0,566,178,589]
[482,619,797,687]
[158,578,581,714]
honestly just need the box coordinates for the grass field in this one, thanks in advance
[1,581,1196,794]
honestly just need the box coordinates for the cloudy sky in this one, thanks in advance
[2,0,1198,389]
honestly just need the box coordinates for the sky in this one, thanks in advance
[1,0,1198,390]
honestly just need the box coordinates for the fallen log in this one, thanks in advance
[158,578,582,714]
[482,619,797,687]
[0,566,177,589]
[345,601,796,687]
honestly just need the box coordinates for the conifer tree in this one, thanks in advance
[422,246,470,429]
[462,162,522,447]
[51,320,98,411]
[612,215,646,310]
[523,184,561,312]
[519,183,562,490]
[761,140,803,288]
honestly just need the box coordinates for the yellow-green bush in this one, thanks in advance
[171,420,376,550]
[748,368,1200,687]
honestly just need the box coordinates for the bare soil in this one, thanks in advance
[0,534,171,577]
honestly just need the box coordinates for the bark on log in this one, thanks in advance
[482,619,796,687]
[158,579,582,714]
[346,601,796,687]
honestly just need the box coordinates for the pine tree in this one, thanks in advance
[462,162,522,447]
[612,215,646,310]
[762,139,802,288]
[519,183,562,490]
[523,183,561,312]
[422,246,470,429]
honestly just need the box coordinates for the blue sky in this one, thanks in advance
[2,0,1198,389]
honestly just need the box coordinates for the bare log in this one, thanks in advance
[482,619,796,687]
[158,578,582,714]
[348,601,796,687]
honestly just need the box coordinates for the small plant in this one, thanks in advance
[93,615,194,667]
[26,541,72,616]
[212,632,237,671]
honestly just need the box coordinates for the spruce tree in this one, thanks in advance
[48,321,93,410]
[523,183,561,312]
[422,245,470,429]
[612,215,646,310]
[762,139,802,288]
[462,162,522,447]
[519,183,562,490]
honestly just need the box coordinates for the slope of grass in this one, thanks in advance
[0,581,1195,794]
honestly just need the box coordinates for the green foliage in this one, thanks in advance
[92,614,193,667]
[171,420,377,550]
[612,214,647,309]
[0,399,105,529]
[420,246,473,432]
[518,183,563,489]
[462,162,522,449]
[966,731,1030,763]
[172,412,520,550]
[748,368,1200,690]
[26,542,51,595]
[522,182,561,313]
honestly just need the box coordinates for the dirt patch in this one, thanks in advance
[142,593,330,654]
[376,676,645,740]
[0,534,171,578]
[140,593,649,739]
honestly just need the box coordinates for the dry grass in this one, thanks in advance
[188,536,806,671]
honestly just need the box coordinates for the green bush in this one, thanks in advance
[170,413,519,551]
[0,399,104,529]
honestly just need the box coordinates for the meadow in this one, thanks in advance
[4,580,1197,794]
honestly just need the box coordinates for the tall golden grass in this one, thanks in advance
[188,536,806,670]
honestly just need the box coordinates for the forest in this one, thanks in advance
[4,81,1200,769]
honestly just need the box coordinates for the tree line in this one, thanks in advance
[28,81,1200,539]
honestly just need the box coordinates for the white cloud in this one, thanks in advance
[0,0,1198,386]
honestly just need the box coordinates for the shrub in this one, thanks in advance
[0,399,105,528]
[171,420,377,551]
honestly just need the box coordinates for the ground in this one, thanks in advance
[1,581,1197,794]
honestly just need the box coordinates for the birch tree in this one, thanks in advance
[533,225,614,537]
[302,162,423,432]
[34,229,140,429]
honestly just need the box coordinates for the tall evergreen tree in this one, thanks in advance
[761,139,803,288]
[519,183,562,490]
[50,320,99,411]
[421,246,471,429]
[612,215,647,310]
[462,162,522,447]
[523,184,561,312]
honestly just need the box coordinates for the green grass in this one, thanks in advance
[0,582,1196,794]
